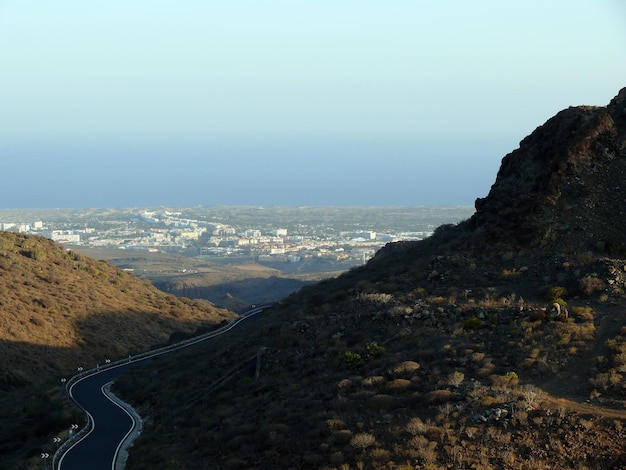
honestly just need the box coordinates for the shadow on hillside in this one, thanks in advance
[72,308,230,363]
[156,276,315,307]
[0,306,232,462]
[1,308,229,391]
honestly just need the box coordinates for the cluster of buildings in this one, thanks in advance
[0,209,433,265]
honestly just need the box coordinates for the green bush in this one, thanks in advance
[365,342,385,359]
[463,316,483,330]
[343,351,363,368]
[545,286,567,303]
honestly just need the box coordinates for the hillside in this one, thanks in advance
[0,232,235,389]
[111,88,626,469]
[0,232,235,466]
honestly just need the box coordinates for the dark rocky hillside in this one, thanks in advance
[111,88,626,469]
[360,87,626,302]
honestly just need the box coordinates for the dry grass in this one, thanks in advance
[107,257,626,470]
[0,232,234,385]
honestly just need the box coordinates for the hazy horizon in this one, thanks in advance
[1,2,624,209]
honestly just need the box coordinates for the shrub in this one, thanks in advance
[463,316,482,330]
[365,342,385,359]
[579,276,606,296]
[28,247,47,261]
[545,286,567,303]
[447,371,464,388]
[388,361,420,377]
[343,351,363,368]
[490,371,519,388]
[425,389,455,404]
[361,376,384,387]
[325,418,346,431]
[570,306,595,322]
[350,432,375,450]
[406,417,429,436]
[519,384,543,409]
[386,378,411,391]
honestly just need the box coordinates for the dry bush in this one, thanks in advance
[489,372,519,389]
[570,306,595,322]
[325,418,346,431]
[388,360,420,378]
[477,361,496,378]
[361,376,384,387]
[337,378,356,391]
[388,305,413,317]
[408,434,429,449]
[350,432,376,450]
[447,371,464,388]
[519,384,543,410]
[369,447,390,461]
[426,389,455,405]
[329,451,345,465]
[418,440,439,464]
[386,378,412,391]
[470,351,485,363]
[358,292,393,304]
[406,417,429,436]
[590,373,610,391]
[578,275,606,296]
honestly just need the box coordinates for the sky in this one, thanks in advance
[1,1,625,209]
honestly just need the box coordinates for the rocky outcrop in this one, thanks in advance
[469,88,626,250]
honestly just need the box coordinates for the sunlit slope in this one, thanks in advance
[0,231,235,389]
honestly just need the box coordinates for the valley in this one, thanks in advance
[3,88,626,468]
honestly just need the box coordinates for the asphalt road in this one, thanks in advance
[56,306,265,469]
[57,364,142,470]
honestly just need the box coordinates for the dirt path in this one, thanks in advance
[538,304,626,418]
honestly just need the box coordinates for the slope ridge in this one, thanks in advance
[46,88,626,469]
[0,231,235,389]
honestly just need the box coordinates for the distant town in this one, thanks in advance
[0,206,475,267]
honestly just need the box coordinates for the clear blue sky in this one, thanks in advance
[1,1,624,208]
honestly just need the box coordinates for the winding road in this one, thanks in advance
[56,306,265,469]
[58,366,142,470]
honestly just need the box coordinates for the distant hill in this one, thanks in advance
[0,232,234,390]
[113,88,626,469]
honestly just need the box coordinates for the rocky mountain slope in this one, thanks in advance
[108,89,626,469]
[474,88,626,250]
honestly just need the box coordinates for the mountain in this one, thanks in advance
[109,88,626,469]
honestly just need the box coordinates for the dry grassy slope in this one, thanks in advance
[0,231,235,389]
[112,89,626,469]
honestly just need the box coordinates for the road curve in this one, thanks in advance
[56,306,265,470]
[58,368,141,470]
